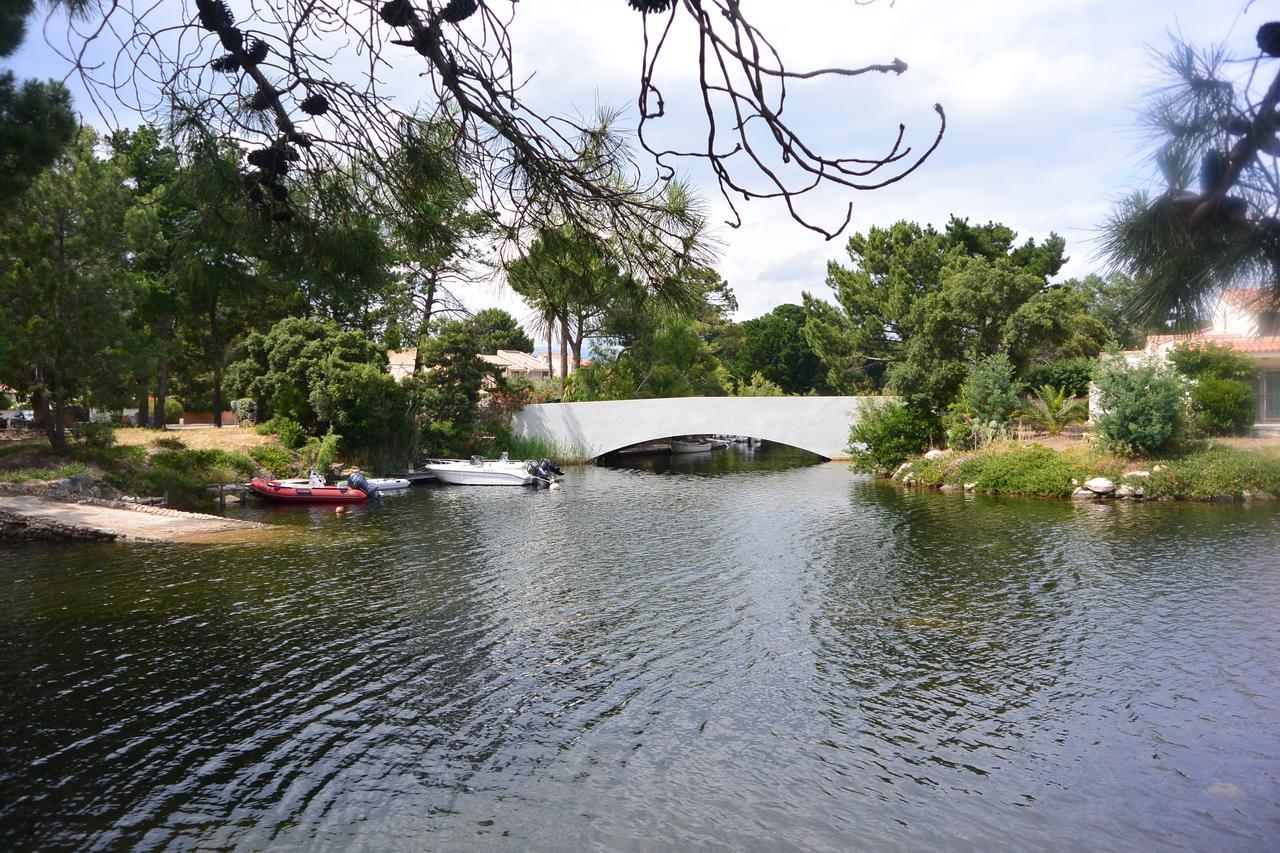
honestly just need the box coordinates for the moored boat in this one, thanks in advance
[248,476,370,503]
[422,456,534,486]
[671,438,714,454]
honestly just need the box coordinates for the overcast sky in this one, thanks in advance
[7,1,1262,326]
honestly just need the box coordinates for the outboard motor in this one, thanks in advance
[524,459,547,488]
[539,459,565,477]
[348,471,378,497]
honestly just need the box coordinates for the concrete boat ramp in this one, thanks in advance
[0,494,271,543]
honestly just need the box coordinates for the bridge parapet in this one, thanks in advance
[512,396,882,460]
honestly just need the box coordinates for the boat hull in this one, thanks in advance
[671,440,714,454]
[248,477,370,503]
[422,462,533,486]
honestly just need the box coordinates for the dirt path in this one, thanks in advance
[0,494,270,543]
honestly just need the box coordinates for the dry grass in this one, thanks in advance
[114,427,278,453]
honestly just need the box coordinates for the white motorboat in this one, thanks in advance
[670,438,714,454]
[359,477,411,491]
[421,456,534,486]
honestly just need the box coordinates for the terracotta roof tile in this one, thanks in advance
[1147,333,1280,353]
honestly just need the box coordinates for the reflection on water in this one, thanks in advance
[1,444,1278,850]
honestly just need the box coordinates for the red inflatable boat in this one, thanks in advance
[247,477,370,504]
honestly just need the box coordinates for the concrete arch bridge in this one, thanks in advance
[511,396,879,461]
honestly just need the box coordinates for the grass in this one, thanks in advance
[893,440,1280,501]
[0,463,89,484]
[113,426,278,453]
[495,434,590,465]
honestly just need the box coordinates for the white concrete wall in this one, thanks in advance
[512,396,881,460]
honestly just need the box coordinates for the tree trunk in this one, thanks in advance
[546,320,554,377]
[412,276,438,374]
[52,389,66,450]
[136,382,149,429]
[570,313,584,371]
[152,315,172,429]
[559,317,569,394]
[210,291,223,428]
[33,387,59,450]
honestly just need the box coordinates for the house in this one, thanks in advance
[388,348,419,382]
[1135,287,1280,429]
[387,347,577,383]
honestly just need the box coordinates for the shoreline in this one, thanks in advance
[887,440,1280,503]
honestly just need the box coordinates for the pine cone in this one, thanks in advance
[211,54,240,73]
[196,0,234,31]
[441,0,478,24]
[219,27,243,52]
[1259,22,1280,58]
[1200,150,1226,193]
[246,38,269,64]
[299,94,330,115]
[379,0,413,27]
[245,88,277,112]
[247,147,289,174]
[626,0,675,13]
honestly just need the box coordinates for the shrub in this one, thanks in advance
[150,436,187,451]
[164,397,184,424]
[301,430,341,472]
[232,398,256,424]
[950,444,1087,497]
[254,417,276,436]
[1022,357,1096,397]
[1017,385,1087,435]
[150,448,256,484]
[68,421,117,450]
[736,372,784,397]
[249,444,297,477]
[1144,445,1280,500]
[1190,378,1254,436]
[958,354,1022,425]
[1169,341,1257,383]
[274,416,306,449]
[848,400,939,475]
[1092,355,1188,455]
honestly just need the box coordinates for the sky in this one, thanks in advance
[5,0,1264,328]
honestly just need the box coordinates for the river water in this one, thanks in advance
[2,444,1278,850]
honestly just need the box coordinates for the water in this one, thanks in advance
[2,444,1279,850]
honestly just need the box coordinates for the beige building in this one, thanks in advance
[1134,288,1280,428]
[387,348,578,383]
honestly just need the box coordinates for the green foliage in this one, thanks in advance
[735,371,784,397]
[140,466,203,505]
[410,318,494,457]
[1189,378,1253,437]
[1092,355,1188,455]
[67,421,117,451]
[802,217,1069,396]
[948,445,1086,497]
[1168,342,1257,383]
[1143,446,1280,500]
[848,399,939,475]
[248,444,297,477]
[149,448,255,484]
[231,398,256,424]
[728,304,827,394]
[495,434,588,464]
[0,462,89,484]
[163,397,184,424]
[150,436,186,451]
[1016,385,1088,436]
[0,73,77,202]
[958,354,1022,425]
[274,417,306,450]
[1022,357,1096,397]
[300,430,341,472]
[571,315,729,401]
[469,308,534,354]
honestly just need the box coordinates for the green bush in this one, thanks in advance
[1190,378,1254,436]
[959,354,1022,425]
[1169,342,1257,383]
[68,421,117,450]
[150,448,255,484]
[1021,357,1096,397]
[274,416,306,449]
[301,430,341,472]
[249,444,297,477]
[232,398,256,424]
[736,371,784,397]
[150,436,187,451]
[164,397,184,424]
[848,400,939,475]
[141,466,203,504]
[1092,355,1188,455]
[254,417,276,436]
[950,444,1087,497]
[1144,445,1280,500]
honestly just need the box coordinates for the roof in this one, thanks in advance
[1219,287,1280,312]
[387,348,417,380]
[1147,333,1280,354]
[481,350,548,372]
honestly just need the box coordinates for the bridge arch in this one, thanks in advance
[511,397,878,461]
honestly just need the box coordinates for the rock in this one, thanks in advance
[1071,478,1079,486]
[963,482,975,492]
[1124,470,1150,478]
[1084,477,1115,495]
[893,462,912,479]
[924,449,945,460]
[939,484,958,494]
[1116,483,1143,499]
[1152,464,1167,473]
[1255,491,1276,501]
[1071,487,1097,499]
[22,479,44,488]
